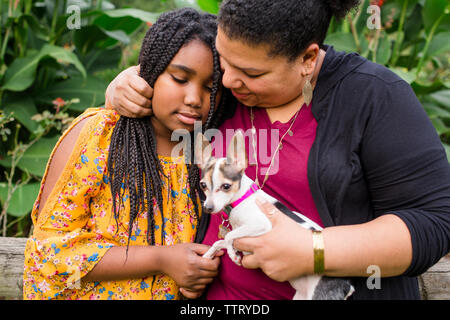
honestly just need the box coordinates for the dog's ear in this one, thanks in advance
[194,132,212,169]
[226,130,247,171]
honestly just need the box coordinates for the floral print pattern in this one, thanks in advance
[23,108,200,300]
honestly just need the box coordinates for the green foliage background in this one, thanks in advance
[0,0,449,237]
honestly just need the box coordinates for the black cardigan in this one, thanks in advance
[307,45,450,299]
[196,46,450,300]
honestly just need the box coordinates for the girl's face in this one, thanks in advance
[151,39,219,137]
[215,27,313,110]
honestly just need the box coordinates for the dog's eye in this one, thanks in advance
[221,184,231,191]
[200,182,207,190]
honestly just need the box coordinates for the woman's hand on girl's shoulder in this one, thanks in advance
[158,243,223,299]
[105,65,154,118]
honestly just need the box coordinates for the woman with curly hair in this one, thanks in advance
[106,0,449,300]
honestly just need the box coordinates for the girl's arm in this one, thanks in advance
[37,114,221,297]
[82,243,221,292]
[36,117,90,219]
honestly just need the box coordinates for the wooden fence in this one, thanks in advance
[1,236,448,300]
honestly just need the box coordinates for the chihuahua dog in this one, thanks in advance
[195,131,354,300]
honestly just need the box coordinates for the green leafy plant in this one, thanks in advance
[0,0,159,236]
[324,0,450,158]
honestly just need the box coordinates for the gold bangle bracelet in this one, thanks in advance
[312,230,325,274]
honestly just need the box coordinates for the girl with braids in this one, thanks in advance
[23,8,229,300]
[106,0,449,300]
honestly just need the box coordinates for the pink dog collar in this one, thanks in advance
[220,183,259,220]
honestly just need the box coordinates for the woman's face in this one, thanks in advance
[216,27,310,109]
[151,39,219,137]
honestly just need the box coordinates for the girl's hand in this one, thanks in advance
[233,198,314,282]
[105,65,154,118]
[159,243,223,299]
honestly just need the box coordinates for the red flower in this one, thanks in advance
[52,97,66,113]
[370,0,384,6]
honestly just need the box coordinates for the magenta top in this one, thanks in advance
[202,102,324,300]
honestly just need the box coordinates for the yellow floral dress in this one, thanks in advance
[23,108,201,300]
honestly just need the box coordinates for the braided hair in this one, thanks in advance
[107,8,232,249]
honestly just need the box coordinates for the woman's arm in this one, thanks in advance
[234,80,450,281]
[322,214,412,277]
[234,199,412,280]
[105,65,153,117]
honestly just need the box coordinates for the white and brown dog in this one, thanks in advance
[195,131,354,300]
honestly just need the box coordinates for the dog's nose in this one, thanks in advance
[204,204,214,213]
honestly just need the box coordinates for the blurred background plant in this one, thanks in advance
[326,0,450,158]
[0,0,160,237]
[0,0,448,237]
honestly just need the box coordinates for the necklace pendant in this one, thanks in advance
[288,130,293,136]
[218,223,231,239]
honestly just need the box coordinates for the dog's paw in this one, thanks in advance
[229,251,243,266]
[202,248,216,259]
[233,256,242,266]
[204,240,226,259]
